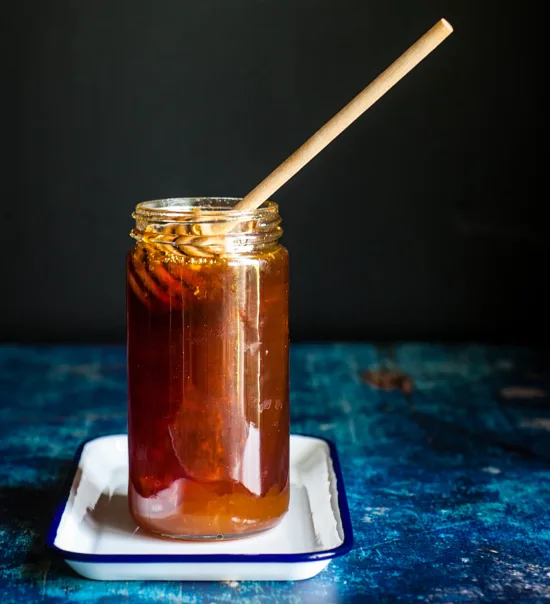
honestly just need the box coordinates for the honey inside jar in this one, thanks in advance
[127,198,289,539]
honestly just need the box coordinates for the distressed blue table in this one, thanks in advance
[1,344,549,602]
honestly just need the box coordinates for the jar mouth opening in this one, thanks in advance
[131,197,282,253]
[133,197,279,223]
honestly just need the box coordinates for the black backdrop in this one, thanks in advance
[2,1,545,342]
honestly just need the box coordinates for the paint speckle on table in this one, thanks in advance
[1,344,549,602]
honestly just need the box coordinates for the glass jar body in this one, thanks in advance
[127,199,289,539]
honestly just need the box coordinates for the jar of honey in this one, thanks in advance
[127,198,289,539]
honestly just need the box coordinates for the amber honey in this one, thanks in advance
[127,198,289,539]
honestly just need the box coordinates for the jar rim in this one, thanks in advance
[133,197,279,223]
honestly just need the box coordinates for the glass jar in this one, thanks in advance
[127,198,289,539]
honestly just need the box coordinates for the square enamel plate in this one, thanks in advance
[47,434,353,581]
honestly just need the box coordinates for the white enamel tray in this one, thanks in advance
[47,434,353,581]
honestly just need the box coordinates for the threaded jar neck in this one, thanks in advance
[131,197,282,256]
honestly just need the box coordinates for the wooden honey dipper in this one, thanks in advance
[155,19,453,255]
[235,19,453,214]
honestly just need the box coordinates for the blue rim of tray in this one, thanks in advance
[46,433,354,564]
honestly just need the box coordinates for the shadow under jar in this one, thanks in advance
[127,198,289,539]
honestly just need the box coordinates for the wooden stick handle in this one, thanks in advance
[235,18,453,212]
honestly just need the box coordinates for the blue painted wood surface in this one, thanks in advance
[1,344,549,602]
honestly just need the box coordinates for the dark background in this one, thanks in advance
[1,1,545,343]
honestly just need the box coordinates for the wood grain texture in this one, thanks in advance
[0,343,549,602]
